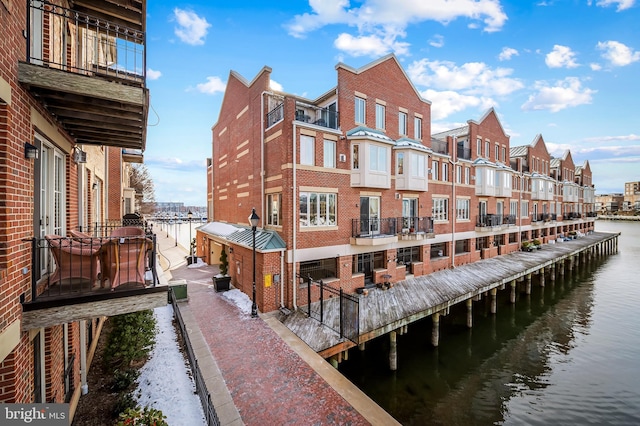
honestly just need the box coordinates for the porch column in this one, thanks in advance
[389,331,398,371]
[466,299,473,328]
[510,280,517,304]
[490,288,497,314]
[431,312,440,347]
[539,269,545,287]
[550,263,556,282]
[525,274,532,295]
[359,343,365,351]
[80,319,88,395]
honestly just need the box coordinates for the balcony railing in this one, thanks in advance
[566,212,582,220]
[266,103,284,127]
[503,214,516,225]
[25,231,158,304]
[457,146,471,160]
[352,218,397,238]
[27,0,145,84]
[295,104,339,130]
[431,139,449,155]
[476,214,503,227]
[397,216,434,234]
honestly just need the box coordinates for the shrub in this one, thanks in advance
[104,310,156,368]
[111,368,140,392]
[116,407,168,426]
[219,248,229,276]
[113,392,137,418]
[532,239,541,246]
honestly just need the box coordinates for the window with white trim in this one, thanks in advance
[432,160,439,180]
[521,200,529,217]
[411,153,426,177]
[352,144,359,170]
[299,192,337,227]
[399,111,407,136]
[485,140,490,158]
[477,138,482,155]
[376,104,385,130]
[442,162,448,182]
[456,165,462,183]
[432,198,449,221]
[300,135,314,165]
[266,193,282,226]
[464,167,470,184]
[397,152,404,175]
[414,117,422,140]
[510,200,518,217]
[355,97,366,124]
[370,145,388,172]
[456,198,470,220]
[323,140,336,168]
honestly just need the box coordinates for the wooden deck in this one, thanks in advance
[280,231,619,358]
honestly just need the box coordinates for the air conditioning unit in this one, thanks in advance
[74,149,87,163]
[339,154,346,162]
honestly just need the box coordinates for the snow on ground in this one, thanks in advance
[221,288,253,316]
[134,305,206,425]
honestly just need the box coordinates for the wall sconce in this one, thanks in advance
[24,142,38,159]
[92,182,98,190]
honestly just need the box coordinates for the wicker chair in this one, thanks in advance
[45,235,101,287]
[99,236,152,289]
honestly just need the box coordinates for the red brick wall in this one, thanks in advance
[107,147,122,220]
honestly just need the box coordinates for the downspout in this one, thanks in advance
[449,136,458,268]
[80,319,88,394]
[280,250,285,308]
[292,121,298,310]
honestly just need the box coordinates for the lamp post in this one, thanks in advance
[187,210,193,263]
[249,208,259,318]
[174,213,178,247]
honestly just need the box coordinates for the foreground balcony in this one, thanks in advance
[351,218,398,245]
[21,226,166,330]
[398,216,435,240]
[476,214,515,231]
[18,0,148,149]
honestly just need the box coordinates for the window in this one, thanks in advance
[442,162,448,182]
[300,192,337,227]
[464,167,470,184]
[370,145,388,172]
[397,152,404,175]
[477,138,482,155]
[432,160,438,180]
[300,258,337,281]
[376,104,385,129]
[510,200,518,217]
[411,153,426,177]
[266,193,282,226]
[456,198,470,220]
[476,236,489,250]
[397,246,420,268]
[399,111,407,135]
[456,165,462,183]
[430,242,447,259]
[355,97,366,124]
[352,144,359,169]
[521,200,529,217]
[432,198,448,221]
[495,144,499,160]
[414,117,422,140]
[502,147,506,162]
[323,140,336,168]
[300,135,314,165]
[455,239,470,254]
[485,140,490,158]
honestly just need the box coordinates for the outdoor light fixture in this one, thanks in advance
[174,213,178,247]
[24,142,38,159]
[187,210,194,263]
[249,207,260,318]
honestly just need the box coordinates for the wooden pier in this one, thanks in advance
[279,231,619,369]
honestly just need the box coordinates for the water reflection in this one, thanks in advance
[339,222,640,425]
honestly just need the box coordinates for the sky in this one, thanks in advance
[144,0,640,206]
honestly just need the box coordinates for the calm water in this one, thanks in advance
[339,221,640,425]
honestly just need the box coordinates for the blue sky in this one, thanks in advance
[144,0,640,206]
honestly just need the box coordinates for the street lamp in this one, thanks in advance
[248,208,259,318]
[187,210,193,263]
[174,213,178,247]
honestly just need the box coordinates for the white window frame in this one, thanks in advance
[456,198,470,220]
[399,111,408,136]
[432,198,449,221]
[375,104,385,130]
[432,160,439,180]
[323,140,336,168]
[414,117,422,140]
[355,97,366,124]
[369,145,388,172]
[266,193,282,226]
[300,135,314,166]
[300,192,338,227]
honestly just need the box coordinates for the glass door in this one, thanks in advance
[360,196,380,236]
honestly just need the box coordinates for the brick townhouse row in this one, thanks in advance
[1,0,161,419]
[200,54,596,315]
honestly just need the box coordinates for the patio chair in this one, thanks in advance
[45,235,101,287]
[99,236,152,289]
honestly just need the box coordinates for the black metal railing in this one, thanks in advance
[26,0,145,84]
[295,105,339,130]
[476,214,502,227]
[457,146,471,160]
[397,216,434,234]
[298,276,359,344]
[431,139,449,155]
[266,103,284,127]
[77,218,150,237]
[170,288,221,426]
[503,214,516,225]
[25,233,158,303]
[566,212,582,219]
[351,217,397,238]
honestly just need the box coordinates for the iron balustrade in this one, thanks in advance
[397,216,434,234]
[457,146,472,160]
[170,289,221,426]
[431,139,449,155]
[26,0,146,84]
[476,214,503,227]
[352,217,397,238]
[295,104,339,130]
[24,234,158,303]
[266,103,284,127]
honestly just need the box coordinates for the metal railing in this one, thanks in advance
[351,217,397,238]
[298,276,359,344]
[431,139,449,155]
[25,233,158,302]
[77,219,151,237]
[170,289,221,426]
[397,216,434,234]
[457,146,471,160]
[266,103,284,127]
[295,103,339,130]
[27,0,145,84]
[476,214,502,227]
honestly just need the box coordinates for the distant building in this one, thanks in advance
[595,193,624,213]
[624,181,640,211]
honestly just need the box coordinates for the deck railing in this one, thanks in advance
[397,216,434,234]
[476,214,503,227]
[351,217,397,238]
[170,289,221,426]
[27,0,145,84]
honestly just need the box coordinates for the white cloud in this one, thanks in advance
[590,63,602,71]
[498,47,519,61]
[545,45,579,68]
[147,68,162,80]
[286,0,507,57]
[407,59,524,96]
[595,0,635,11]
[429,34,445,48]
[334,31,410,57]
[422,89,495,120]
[196,76,226,95]
[173,8,210,45]
[269,79,284,92]
[596,40,640,66]
[521,77,596,112]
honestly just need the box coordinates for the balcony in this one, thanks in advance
[21,227,166,330]
[351,218,398,245]
[431,139,449,155]
[476,213,509,231]
[18,0,148,150]
[398,216,435,240]
[294,103,339,130]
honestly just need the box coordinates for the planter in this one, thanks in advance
[186,256,198,265]
[213,275,231,292]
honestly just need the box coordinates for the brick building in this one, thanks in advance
[0,0,160,419]
[200,54,596,315]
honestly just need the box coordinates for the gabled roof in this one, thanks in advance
[432,125,469,140]
[346,126,395,143]
[472,107,509,138]
[510,145,528,157]
[550,157,561,168]
[198,222,286,251]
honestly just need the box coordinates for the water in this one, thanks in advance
[339,221,640,425]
